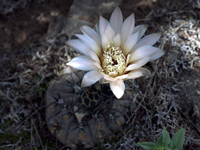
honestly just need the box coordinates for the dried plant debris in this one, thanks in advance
[0,35,70,149]
[161,19,200,72]
[0,0,200,149]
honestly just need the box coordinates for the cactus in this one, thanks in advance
[45,66,133,149]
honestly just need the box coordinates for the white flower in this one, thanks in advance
[67,7,164,99]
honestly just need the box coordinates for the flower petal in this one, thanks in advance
[67,56,100,71]
[67,40,100,63]
[93,62,102,70]
[102,34,109,50]
[123,31,139,55]
[75,34,101,57]
[129,46,159,62]
[99,78,109,84]
[99,16,109,37]
[131,33,161,53]
[66,40,91,57]
[126,54,131,66]
[110,7,123,35]
[81,70,103,87]
[115,74,128,80]
[149,49,165,61]
[138,67,151,76]
[95,22,100,34]
[110,79,125,99]
[80,25,101,47]
[104,75,117,81]
[88,51,100,63]
[113,34,121,47]
[104,23,115,42]
[132,25,147,40]
[127,67,151,79]
[127,71,143,79]
[121,13,135,47]
[125,57,150,71]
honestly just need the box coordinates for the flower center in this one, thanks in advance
[101,42,126,77]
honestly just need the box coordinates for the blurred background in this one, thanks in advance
[2,0,198,56]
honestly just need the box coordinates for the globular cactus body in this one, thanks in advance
[45,66,133,149]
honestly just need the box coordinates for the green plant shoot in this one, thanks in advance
[138,127,185,150]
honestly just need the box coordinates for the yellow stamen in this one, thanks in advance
[101,42,126,77]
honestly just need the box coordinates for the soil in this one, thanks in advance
[177,66,200,133]
[0,0,73,56]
